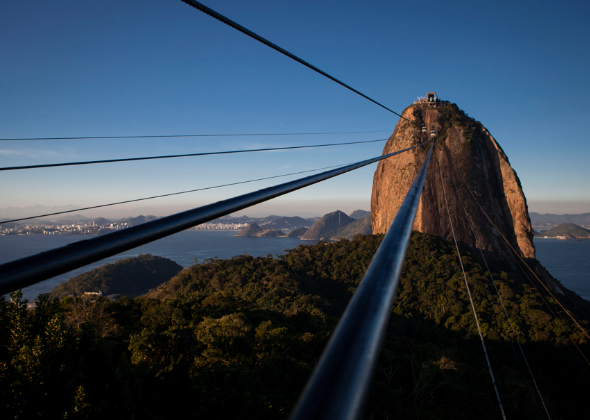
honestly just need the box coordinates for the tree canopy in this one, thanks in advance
[1,232,588,419]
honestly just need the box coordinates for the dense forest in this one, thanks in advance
[1,232,589,419]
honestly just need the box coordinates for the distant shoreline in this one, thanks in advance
[535,236,589,241]
[0,229,245,237]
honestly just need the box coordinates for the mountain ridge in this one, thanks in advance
[301,210,353,240]
[536,223,590,239]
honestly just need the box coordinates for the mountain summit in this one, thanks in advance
[301,210,353,240]
[371,100,535,261]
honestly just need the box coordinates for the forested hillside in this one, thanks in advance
[48,254,183,299]
[1,233,589,419]
[537,223,590,239]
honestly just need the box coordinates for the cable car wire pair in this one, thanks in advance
[0,129,390,142]
[0,141,429,295]
[0,159,367,224]
[0,141,434,420]
[0,138,388,172]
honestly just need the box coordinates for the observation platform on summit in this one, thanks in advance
[414,92,440,106]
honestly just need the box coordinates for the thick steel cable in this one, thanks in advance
[0,138,387,172]
[0,141,428,295]
[180,0,414,124]
[435,153,507,420]
[0,130,390,142]
[289,143,434,420]
[457,173,590,342]
[0,161,359,225]
[443,156,552,419]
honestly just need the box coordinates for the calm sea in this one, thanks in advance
[534,238,590,302]
[0,231,316,301]
[1,233,587,303]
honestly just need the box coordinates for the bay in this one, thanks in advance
[533,238,590,302]
[1,234,587,304]
[0,231,316,301]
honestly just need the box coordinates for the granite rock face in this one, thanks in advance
[371,102,535,260]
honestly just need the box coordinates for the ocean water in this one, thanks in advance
[0,231,316,301]
[1,233,587,303]
[533,238,590,302]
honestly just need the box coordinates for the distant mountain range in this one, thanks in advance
[530,212,590,227]
[233,210,371,240]
[349,209,370,219]
[0,205,159,220]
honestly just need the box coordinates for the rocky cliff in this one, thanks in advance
[371,102,535,261]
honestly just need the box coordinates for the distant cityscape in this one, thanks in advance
[2,211,589,236]
[0,220,251,236]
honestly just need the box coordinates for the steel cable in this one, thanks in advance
[180,0,414,124]
[0,130,390,142]
[435,153,507,420]
[443,154,552,419]
[0,141,429,295]
[0,161,361,225]
[0,138,387,172]
[289,143,434,420]
[457,173,590,342]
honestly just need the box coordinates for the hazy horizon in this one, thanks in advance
[2,198,589,222]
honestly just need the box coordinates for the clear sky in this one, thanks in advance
[1,0,589,219]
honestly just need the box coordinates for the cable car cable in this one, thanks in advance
[180,0,415,124]
[0,141,429,295]
[457,173,590,342]
[289,143,434,420]
[444,155,552,419]
[454,170,590,373]
[435,151,507,420]
[0,129,391,142]
[0,160,364,225]
[0,138,388,172]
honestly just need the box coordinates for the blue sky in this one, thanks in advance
[1,0,589,218]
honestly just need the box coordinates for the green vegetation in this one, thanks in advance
[537,223,590,239]
[2,233,589,419]
[49,254,183,299]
